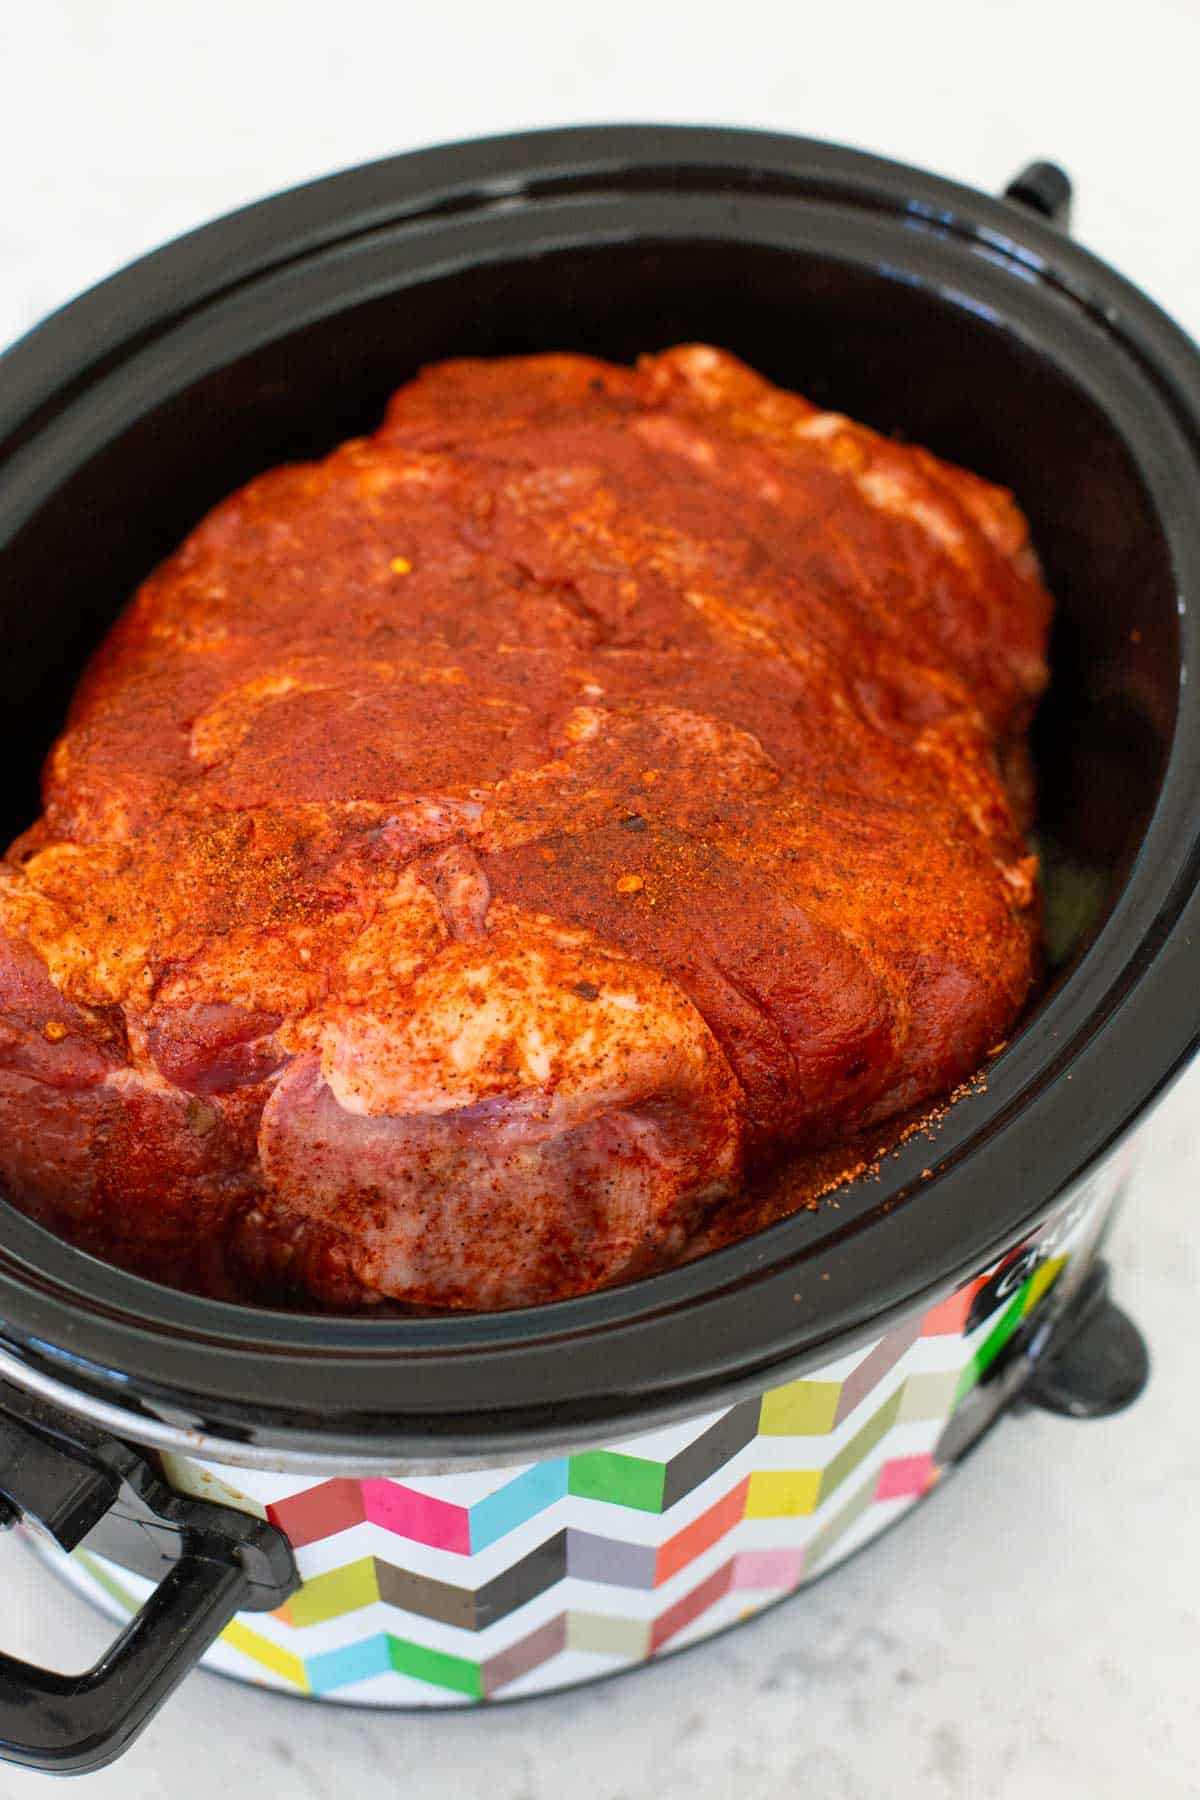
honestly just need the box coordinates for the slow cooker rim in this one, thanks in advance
[0,124,1198,1456]
[4,122,1200,461]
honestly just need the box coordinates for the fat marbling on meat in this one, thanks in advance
[0,347,1049,1308]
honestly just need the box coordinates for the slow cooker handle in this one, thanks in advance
[1022,1259,1151,1419]
[1002,159,1073,230]
[0,1381,298,1776]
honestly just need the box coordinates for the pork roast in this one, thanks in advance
[0,347,1050,1308]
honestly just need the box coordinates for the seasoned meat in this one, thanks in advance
[0,347,1049,1308]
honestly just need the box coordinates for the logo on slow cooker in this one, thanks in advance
[965,1186,1095,1336]
[965,1245,1043,1334]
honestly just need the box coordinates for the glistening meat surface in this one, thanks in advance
[0,347,1050,1308]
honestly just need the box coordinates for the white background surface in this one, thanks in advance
[2,2,1199,1795]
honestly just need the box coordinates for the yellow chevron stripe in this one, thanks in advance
[1022,1255,1066,1316]
[284,1555,380,1627]
[744,1467,822,1517]
[221,1620,310,1692]
[758,1379,841,1436]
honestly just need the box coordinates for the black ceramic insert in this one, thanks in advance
[0,128,1196,1457]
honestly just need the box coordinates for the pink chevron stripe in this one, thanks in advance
[360,1480,471,1553]
[730,1548,805,1591]
[875,1453,937,1500]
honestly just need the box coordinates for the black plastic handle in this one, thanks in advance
[1022,1260,1150,1419]
[1003,158,1074,231]
[0,1382,298,1776]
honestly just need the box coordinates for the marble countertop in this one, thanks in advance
[2,3,1199,1794]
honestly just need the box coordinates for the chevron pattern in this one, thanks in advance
[55,1197,1105,1709]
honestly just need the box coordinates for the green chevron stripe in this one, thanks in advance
[954,1281,1032,1405]
[568,1450,666,1512]
[818,1383,904,1505]
[387,1634,482,1698]
[73,1549,141,1614]
[805,1468,881,1576]
[76,1363,958,1644]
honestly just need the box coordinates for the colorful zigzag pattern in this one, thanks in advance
[69,1246,1067,1703]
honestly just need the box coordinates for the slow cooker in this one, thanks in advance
[0,126,1196,1776]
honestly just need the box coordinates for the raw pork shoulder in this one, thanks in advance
[0,348,1050,1308]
